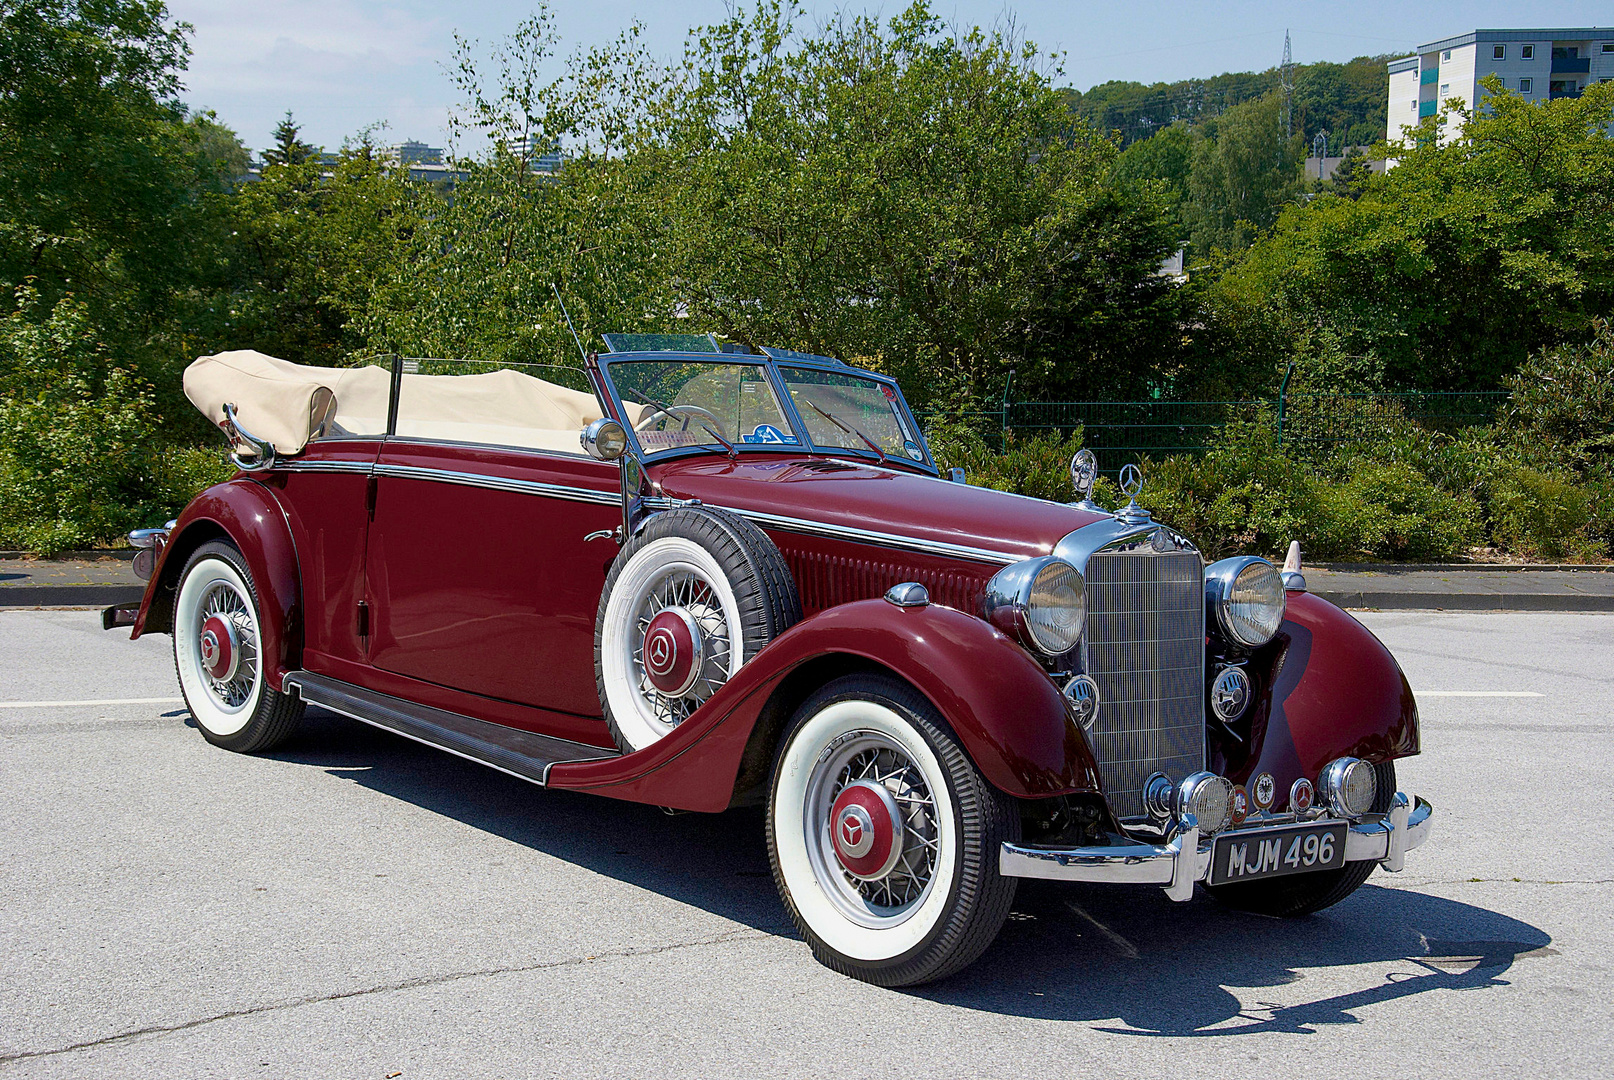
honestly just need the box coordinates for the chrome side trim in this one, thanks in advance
[999,794,1432,897]
[372,463,620,505]
[726,507,1020,566]
[276,460,376,475]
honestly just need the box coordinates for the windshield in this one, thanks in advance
[609,360,799,455]
[779,367,927,463]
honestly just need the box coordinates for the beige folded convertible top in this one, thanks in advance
[183,350,615,456]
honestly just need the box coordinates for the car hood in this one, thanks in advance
[651,456,1109,564]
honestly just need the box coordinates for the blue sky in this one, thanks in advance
[165,1,1614,154]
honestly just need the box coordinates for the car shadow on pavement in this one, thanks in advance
[270,709,1550,1034]
[917,879,1553,1034]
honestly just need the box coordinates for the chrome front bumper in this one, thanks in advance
[999,792,1432,901]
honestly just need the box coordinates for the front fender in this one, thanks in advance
[1215,590,1420,798]
[131,478,302,689]
[547,599,1100,811]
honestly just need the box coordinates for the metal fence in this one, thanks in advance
[920,391,1508,474]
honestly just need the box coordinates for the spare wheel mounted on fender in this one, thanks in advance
[595,506,801,752]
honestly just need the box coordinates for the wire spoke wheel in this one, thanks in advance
[767,674,1020,987]
[806,732,941,926]
[597,508,800,754]
[628,565,734,730]
[173,541,303,753]
[197,581,259,709]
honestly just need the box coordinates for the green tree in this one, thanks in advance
[1113,123,1193,229]
[360,7,667,367]
[222,138,427,365]
[1184,92,1304,253]
[0,0,225,350]
[1209,78,1614,390]
[639,1,1183,403]
[262,110,316,167]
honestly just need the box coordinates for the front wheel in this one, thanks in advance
[173,540,304,753]
[766,674,1019,986]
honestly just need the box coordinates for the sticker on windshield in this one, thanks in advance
[903,440,923,461]
[741,423,798,445]
[880,384,897,400]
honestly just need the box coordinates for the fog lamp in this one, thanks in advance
[1176,771,1235,835]
[1319,757,1377,817]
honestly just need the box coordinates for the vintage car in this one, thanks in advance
[108,336,1432,986]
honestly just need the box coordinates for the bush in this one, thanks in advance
[1485,464,1605,562]
[0,290,231,553]
[1139,416,1483,562]
[926,419,1089,503]
[1501,319,1614,473]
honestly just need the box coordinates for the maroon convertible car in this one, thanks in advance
[109,335,1431,986]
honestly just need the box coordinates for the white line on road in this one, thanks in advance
[1417,691,1544,697]
[0,697,184,709]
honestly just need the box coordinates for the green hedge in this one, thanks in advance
[928,322,1614,564]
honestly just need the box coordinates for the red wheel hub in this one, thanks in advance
[830,780,905,881]
[641,607,703,697]
[198,614,237,682]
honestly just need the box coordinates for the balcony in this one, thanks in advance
[1552,56,1591,73]
[1420,67,1440,85]
[1419,100,1437,117]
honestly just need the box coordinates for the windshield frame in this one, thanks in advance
[593,350,937,475]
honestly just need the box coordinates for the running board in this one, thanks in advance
[282,671,618,786]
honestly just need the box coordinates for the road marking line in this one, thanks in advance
[1417,691,1544,698]
[0,697,184,709]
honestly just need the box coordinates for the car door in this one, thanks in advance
[363,366,623,721]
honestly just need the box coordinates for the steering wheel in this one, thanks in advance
[635,403,728,441]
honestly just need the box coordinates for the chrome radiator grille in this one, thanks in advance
[1083,550,1206,819]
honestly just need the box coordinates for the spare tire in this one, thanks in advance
[595,506,801,752]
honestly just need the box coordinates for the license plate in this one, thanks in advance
[1209,822,1348,886]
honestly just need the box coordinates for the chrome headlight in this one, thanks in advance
[1204,556,1286,647]
[984,556,1087,656]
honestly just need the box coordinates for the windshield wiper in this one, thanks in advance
[699,423,738,461]
[805,399,887,464]
[625,390,736,460]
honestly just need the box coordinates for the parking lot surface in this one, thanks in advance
[2,609,1609,1078]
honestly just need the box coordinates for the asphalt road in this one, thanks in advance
[1,608,1609,1078]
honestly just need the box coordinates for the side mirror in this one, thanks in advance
[581,418,628,461]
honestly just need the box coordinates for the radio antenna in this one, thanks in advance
[551,283,588,362]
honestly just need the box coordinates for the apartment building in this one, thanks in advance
[1387,28,1614,141]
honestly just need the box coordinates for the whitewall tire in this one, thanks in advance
[595,508,800,753]
[767,674,1020,986]
[173,541,303,753]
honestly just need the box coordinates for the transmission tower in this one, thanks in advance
[1280,29,1294,138]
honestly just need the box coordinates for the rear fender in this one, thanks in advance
[547,599,1100,811]
[1216,590,1420,799]
[132,478,302,688]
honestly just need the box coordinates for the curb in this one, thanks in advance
[1315,590,1614,612]
[0,585,146,608]
[0,550,136,561]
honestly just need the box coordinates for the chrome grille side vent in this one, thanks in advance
[1083,550,1205,819]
